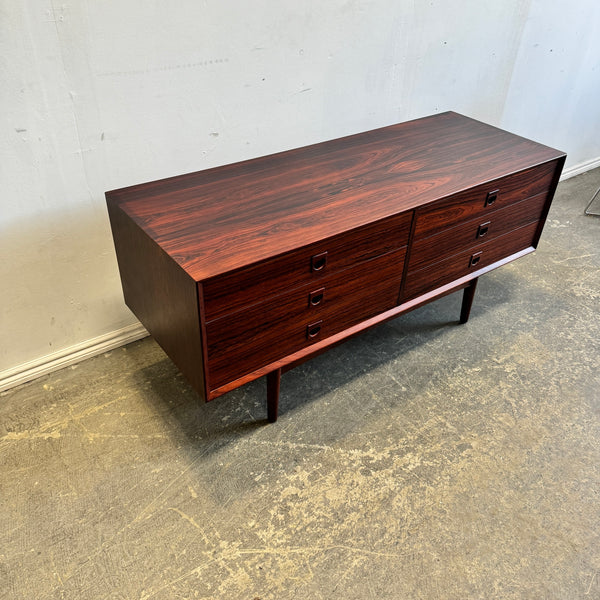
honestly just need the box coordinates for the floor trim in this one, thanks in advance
[0,323,148,393]
[560,155,600,181]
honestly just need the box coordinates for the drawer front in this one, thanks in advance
[402,222,538,300]
[408,192,547,272]
[206,248,406,389]
[202,211,412,321]
[413,160,556,239]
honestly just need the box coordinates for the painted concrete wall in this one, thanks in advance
[2,0,599,381]
[500,1,600,168]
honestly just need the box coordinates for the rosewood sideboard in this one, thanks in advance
[106,112,565,422]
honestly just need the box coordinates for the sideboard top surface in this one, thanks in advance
[106,111,565,281]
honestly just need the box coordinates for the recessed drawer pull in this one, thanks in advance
[311,251,328,272]
[309,288,325,306]
[307,320,323,339]
[469,251,483,267]
[485,190,499,207]
[477,221,491,238]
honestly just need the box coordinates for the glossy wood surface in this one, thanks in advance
[402,221,539,300]
[411,159,557,238]
[106,112,564,282]
[106,202,207,399]
[106,112,566,420]
[207,249,537,401]
[206,248,406,389]
[408,192,547,271]
[203,211,411,321]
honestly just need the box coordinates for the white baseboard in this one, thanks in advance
[560,156,600,181]
[0,323,148,393]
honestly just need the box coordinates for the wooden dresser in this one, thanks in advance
[106,112,565,422]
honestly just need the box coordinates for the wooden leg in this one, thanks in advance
[267,369,281,423]
[460,278,479,324]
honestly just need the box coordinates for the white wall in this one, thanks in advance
[2,0,599,387]
[500,1,600,170]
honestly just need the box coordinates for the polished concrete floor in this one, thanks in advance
[1,169,599,599]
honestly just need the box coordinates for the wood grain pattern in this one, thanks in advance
[207,249,537,401]
[106,202,207,400]
[206,248,406,389]
[106,112,566,416]
[412,160,557,238]
[106,112,564,282]
[408,191,548,272]
[402,221,539,300]
[203,212,411,321]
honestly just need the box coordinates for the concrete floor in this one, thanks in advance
[1,169,599,600]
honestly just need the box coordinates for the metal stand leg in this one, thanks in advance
[585,186,600,216]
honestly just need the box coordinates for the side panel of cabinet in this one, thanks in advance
[106,200,208,401]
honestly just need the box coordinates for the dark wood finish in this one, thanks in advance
[209,249,536,401]
[106,112,565,422]
[205,248,406,389]
[460,278,479,324]
[106,112,562,283]
[267,369,281,423]
[402,222,539,300]
[106,202,207,399]
[202,212,411,321]
[408,192,547,271]
[411,160,556,238]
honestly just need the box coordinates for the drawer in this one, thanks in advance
[413,160,556,239]
[408,192,547,272]
[402,221,539,300]
[206,247,407,389]
[202,211,412,321]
